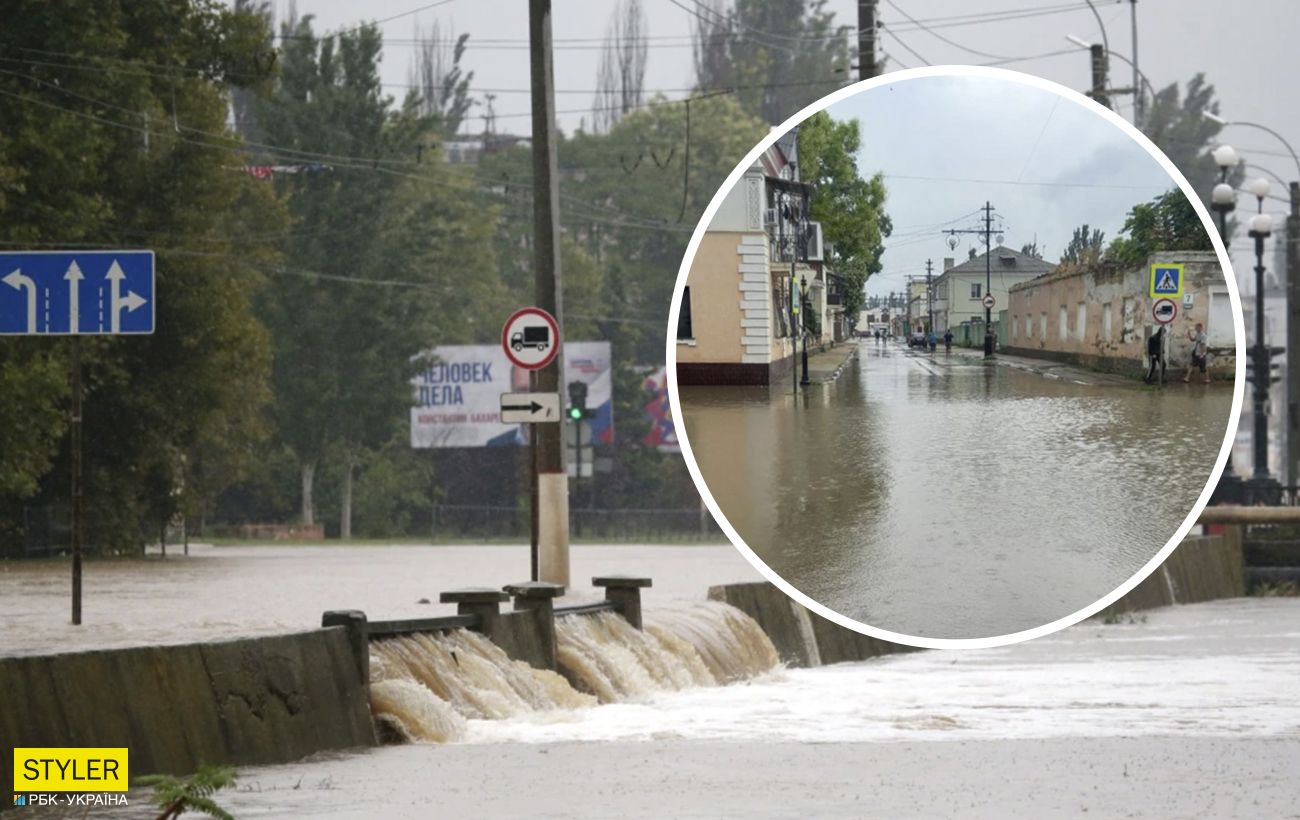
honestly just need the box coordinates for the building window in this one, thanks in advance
[1011,315,1018,340]
[1058,306,1068,340]
[1102,302,1112,341]
[970,283,982,299]
[1040,312,1047,339]
[677,286,694,340]
[1025,315,1032,338]
[1076,303,1086,341]
[1121,297,1134,342]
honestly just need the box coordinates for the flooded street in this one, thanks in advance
[0,543,759,657]
[680,341,1234,639]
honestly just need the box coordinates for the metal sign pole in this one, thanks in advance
[70,335,83,625]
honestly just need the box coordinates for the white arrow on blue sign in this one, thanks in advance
[0,251,154,335]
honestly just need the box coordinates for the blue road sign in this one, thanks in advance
[0,251,154,335]
[1149,263,1184,299]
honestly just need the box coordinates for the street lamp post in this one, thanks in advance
[1206,112,1300,490]
[1246,186,1282,505]
[1208,144,1244,505]
[799,275,811,386]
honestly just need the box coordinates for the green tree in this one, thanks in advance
[1141,74,1243,223]
[796,111,891,324]
[0,0,284,552]
[1106,189,1214,268]
[1060,224,1106,266]
[255,16,503,538]
[407,22,475,140]
[1019,241,1043,259]
[691,0,850,125]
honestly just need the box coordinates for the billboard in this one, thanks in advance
[642,366,679,453]
[410,342,612,448]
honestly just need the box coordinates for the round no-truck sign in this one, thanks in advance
[981,293,996,310]
[1152,298,1177,325]
[502,307,560,370]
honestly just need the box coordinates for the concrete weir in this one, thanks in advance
[0,628,376,806]
[711,531,1249,665]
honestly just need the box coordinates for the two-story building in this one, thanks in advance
[931,247,1055,342]
[676,131,820,385]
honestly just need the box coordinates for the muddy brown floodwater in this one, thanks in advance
[679,341,1234,639]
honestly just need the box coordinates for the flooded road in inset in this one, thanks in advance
[679,342,1234,639]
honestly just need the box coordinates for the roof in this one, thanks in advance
[940,246,1056,279]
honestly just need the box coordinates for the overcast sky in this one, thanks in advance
[280,0,1300,293]
[826,72,1175,297]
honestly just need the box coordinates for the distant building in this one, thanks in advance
[1003,250,1231,377]
[931,247,1055,342]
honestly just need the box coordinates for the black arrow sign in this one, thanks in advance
[502,401,543,414]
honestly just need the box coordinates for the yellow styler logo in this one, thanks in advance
[13,748,128,792]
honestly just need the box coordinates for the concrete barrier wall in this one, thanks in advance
[1097,530,1245,619]
[708,582,822,667]
[708,582,919,667]
[0,628,375,803]
[714,532,1246,666]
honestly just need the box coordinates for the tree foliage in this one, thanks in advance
[592,0,648,134]
[1060,224,1106,266]
[796,111,891,324]
[1141,74,1243,229]
[0,0,284,552]
[407,21,475,139]
[1105,190,1214,268]
[691,0,850,125]
[253,15,504,536]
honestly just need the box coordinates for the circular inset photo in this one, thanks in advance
[667,67,1244,647]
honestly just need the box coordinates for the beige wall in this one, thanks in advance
[678,231,747,364]
[1006,251,1229,372]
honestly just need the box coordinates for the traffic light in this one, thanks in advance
[1246,352,1284,386]
[567,380,592,420]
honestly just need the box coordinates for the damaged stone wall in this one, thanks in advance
[1004,251,1233,378]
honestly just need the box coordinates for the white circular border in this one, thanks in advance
[665,65,1247,651]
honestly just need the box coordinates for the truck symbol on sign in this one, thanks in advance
[511,326,550,352]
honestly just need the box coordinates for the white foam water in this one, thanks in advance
[368,602,780,741]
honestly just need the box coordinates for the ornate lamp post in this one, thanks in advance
[1246,188,1283,505]
[799,274,811,387]
[1208,145,1244,505]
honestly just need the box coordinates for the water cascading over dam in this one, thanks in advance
[368,601,779,742]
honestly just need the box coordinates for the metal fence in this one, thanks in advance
[429,504,723,542]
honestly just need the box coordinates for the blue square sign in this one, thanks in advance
[0,251,154,335]
[1149,263,1183,299]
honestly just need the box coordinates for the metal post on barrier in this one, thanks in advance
[593,575,652,630]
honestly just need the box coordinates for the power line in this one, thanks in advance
[880,27,931,67]
[0,83,699,235]
[883,173,1171,191]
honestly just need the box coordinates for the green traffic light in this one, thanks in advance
[568,407,583,420]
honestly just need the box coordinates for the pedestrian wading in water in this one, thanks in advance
[1183,322,1210,384]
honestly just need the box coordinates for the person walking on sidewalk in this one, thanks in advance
[943,329,953,354]
[927,328,937,353]
[1144,326,1165,383]
[1183,322,1210,384]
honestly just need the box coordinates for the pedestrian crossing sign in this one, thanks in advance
[1149,263,1183,298]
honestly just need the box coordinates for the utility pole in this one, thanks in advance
[925,258,934,334]
[945,202,999,358]
[528,0,569,585]
[1129,0,1143,124]
[1287,181,1300,484]
[858,0,878,81]
[1089,43,1110,109]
